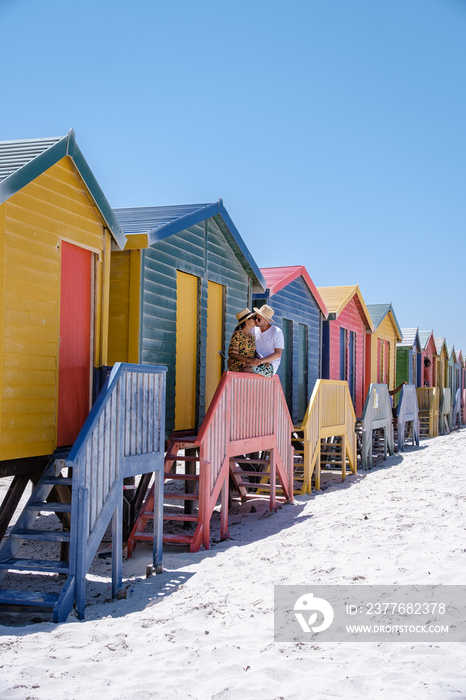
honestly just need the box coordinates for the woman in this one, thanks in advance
[227,308,273,377]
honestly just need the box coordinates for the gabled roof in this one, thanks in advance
[260,265,328,317]
[316,284,374,331]
[418,330,436,352]
[366,303,402,340]
[434,337,448,355]
[398,328,421,350]
[447,345,457,362]
[114,199,266,290]
[0,129,126,249]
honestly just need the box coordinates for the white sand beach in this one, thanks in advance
[1,429,466,700]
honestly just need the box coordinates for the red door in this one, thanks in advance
[57,241,92,446]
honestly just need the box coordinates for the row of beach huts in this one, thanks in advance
[0,130,464,622]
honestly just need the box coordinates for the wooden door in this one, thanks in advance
[175,271,198,430]
[205,281,224,411]
[57,241,92,446]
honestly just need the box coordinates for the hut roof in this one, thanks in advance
[316,284,374,331]
[418,330,435,351]
[0,129,126,249]
[114,199,266,290]
[434,337,447,355]
[398,328,421,350]
[366,303,402,340]
[260,265,328,317]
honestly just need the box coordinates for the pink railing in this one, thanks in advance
[193,372,294,550]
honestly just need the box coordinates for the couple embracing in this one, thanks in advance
[227,304,284,378]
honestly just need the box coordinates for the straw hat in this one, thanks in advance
[235,308,255,327]
[253,304,275,324]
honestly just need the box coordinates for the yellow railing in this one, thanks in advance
[416,387,439,438]
[300,379,357,493]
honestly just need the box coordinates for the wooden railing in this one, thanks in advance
[416,387,439,438]
[396,384,419,451]
[360,384,394,470]
[300,380,357,493]
[193,371,294,551]
[439,388,452,435]
[62,363,166,620]
[451,388,462,429]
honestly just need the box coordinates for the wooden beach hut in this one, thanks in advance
[0,130,126,475]
[317,285,374,418]
[0,133,174,621]
[447,346,460,399]
[434,337,451,433]
[459,351,466,425]
[396,328,422,389]
[434,337,449,393]
[110,200,266,437]
[252,265,328,424]
[365,303,402,393]
[418,330,437,388]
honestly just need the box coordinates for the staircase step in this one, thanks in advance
[26,502,72,513]
[0,590,60,609]
[164,493,199,501]
[0,558,69,574]
[233,480,281,490]
[241,493,287,502]
[163,514,198,522]
[165,454,200,463]
[165,474,199,482]
[231,467,271,476]
[41,477,73,486]
[11,529,71,543]
[163,534,194,545]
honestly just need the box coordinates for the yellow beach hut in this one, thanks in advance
[0,130,126,473]
[365,303,402,392]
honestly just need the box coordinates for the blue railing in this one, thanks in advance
[59,363,166,621]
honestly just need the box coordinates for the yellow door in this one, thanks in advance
[206,281,224,410]
[175,271,199,430]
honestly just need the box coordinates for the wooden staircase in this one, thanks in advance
[230,452,294,501]
[0,454,74,620]
[416,387,439,439]
[291,428,356,492]
[127,371,295,555]
[298,380,357,493]
[127,433,202,554]
[359,384,395,470]
[418,410,430,438]
[0,363,167,622]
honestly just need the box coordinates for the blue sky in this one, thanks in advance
[2,0,466,353]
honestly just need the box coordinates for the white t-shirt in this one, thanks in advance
[252,324,285,375]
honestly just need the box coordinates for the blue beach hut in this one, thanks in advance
[109,199,266,437]
[252,265,328,423]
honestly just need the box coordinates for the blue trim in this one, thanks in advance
[0,130,126,249]
[0,136,67,205]
[117,199,266,290]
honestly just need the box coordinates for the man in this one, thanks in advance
[250,304,284,375]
